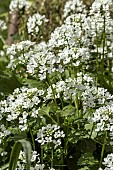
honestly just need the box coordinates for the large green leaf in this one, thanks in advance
[0,71,21,95]
[8,139,32,170]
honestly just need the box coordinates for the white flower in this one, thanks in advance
[9,0,30,12]
[0,86,44,132]
[31,151,38,162]
[35,124,65,148]
[0,20,7,31]
[101,153,113,170]
[1,151,7,156]
[92,104,113,132]
[27,12,48,36]
[63,0,87,17]
[35,164,45,170]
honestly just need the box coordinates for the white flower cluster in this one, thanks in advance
[0,124,11,144]
[92,104,113,132]
[35,124,65,148]
[27,41,47,75]
[9,0,30,12]
[7,40,35,70]
[44,76,86,102]
[7,0,113,81]
[27,12,48,36]
[7,13,92,80]
[44,74,113,113]
[7,40,35,55]
[7,41,47,76]
[91,0,113,13]
[0,87,44,131]
[2,0,113,168]
[82,86,113,113]
[0,19,7,31]
[87,1,113,59]
[63,0,87,17]
[30,164,45,170]
[16,150,45,170]
[2,14,99,79]
[99,153,113,170]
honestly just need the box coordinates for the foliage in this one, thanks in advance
[8,139,32,170]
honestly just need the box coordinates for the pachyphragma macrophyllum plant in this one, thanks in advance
[1,0,113,169]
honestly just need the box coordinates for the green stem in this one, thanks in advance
[102,15,106,75]
[92,139,103,146]
[65,140,68,157]
[99,131,107,168]
[68,66,72,77]
[0,35,6,45]
[29,128,35,151]
[28,126,36,167]
[75,93,79,118]
[51,148,54,168]
[20,12,27,40]
[60,97,64,109]
[95,23,99,87]
[74,66,77,79]
[46,73,57,108]
[89,123,94,138]
[51,83,57,108]
[107,59,111,86]
[60,148,64,170]
[41,146,44,164]
[64,120,69,159]
[48,114,58,124]
[46,73,59,124]
[50,82,59,124]
[75,93,80,129]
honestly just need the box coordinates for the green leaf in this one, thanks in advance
[40,105,50,116]
[77,139,96,153]
[9,139,32,170]
[61,104,75,117]
[77,153,98,167]
[78,166,90,170]
[85,122,93,131]
[97,73,113,95]
[11,132,27,141]
[0,163,9,170]
[0,71,21,94]
[22,78,47,89]
[0,12,8,17]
